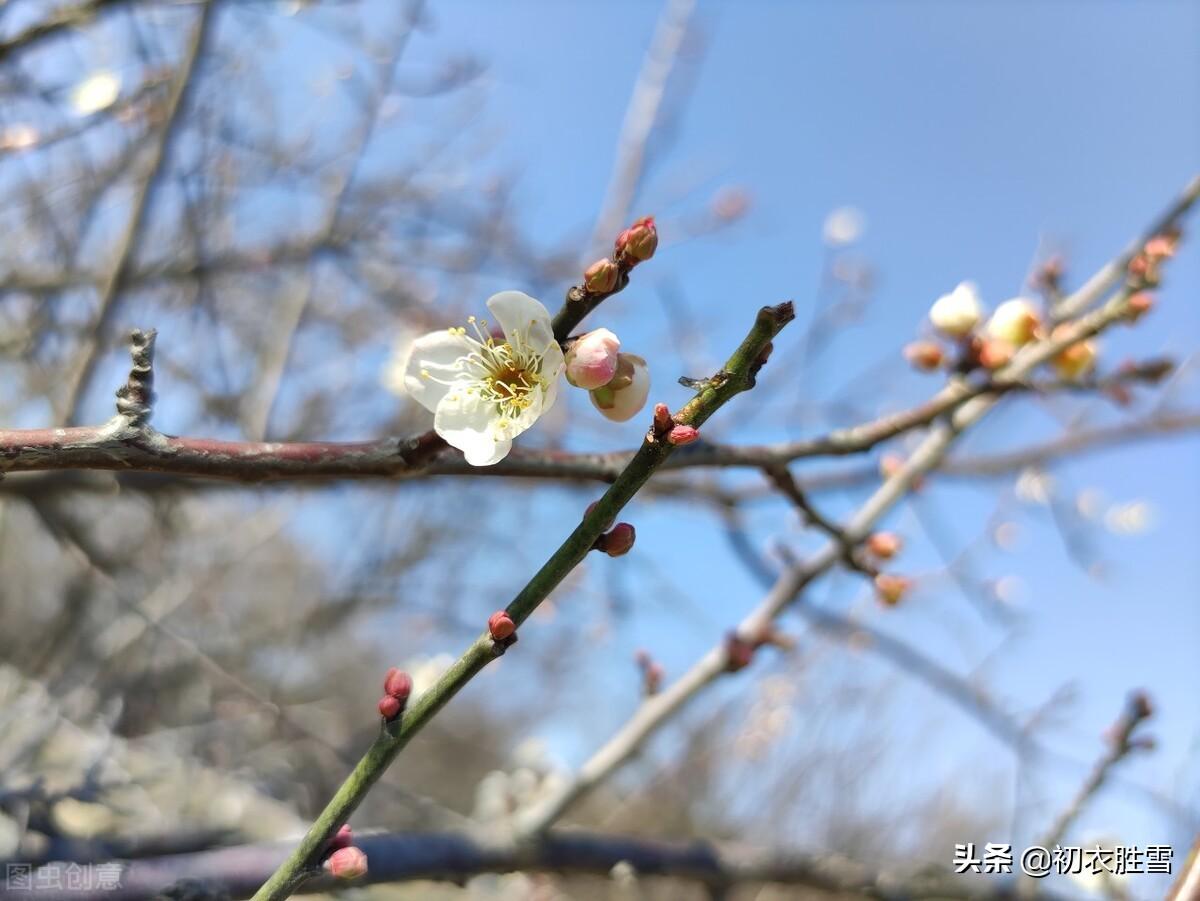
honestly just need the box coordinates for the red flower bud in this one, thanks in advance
[583,257,620,294]
[614,215,658,264]
[383,668,413,703]
[488,610,516,641]
[325,846,368,880]
[378,695,402,720]
[667,424,699,446]
[601,522,636,557]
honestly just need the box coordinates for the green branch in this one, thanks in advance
[250,301,795,901]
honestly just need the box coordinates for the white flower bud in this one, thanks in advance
[986,297,1041,346]
[929,281,983,338]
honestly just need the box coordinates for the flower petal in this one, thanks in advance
[487,290,555,351]
[402,329,475,413]
[434,390,512,466]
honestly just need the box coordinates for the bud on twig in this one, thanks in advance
[378,695,402,720]
[865,532,903,560]
[977,338,1014,370]
[583,257,620,294]
[614,215,657,264]
[1124,292,1154,323]
[324,846,368,881]
[383,668,413,704]
[874,573,911,607]
[1050,323,1097,381]
[985,298,1042,347]
[565,328,621,390]
[928,281,983,338]
[904,340,945,372]
[595,522,636,557]
[488,610,516,641]
[667,424,699,446]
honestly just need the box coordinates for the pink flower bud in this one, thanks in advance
[565,328,621,390]
[378,695,402,720]
[1125,292,1154,322]
[1143,234,1177,259]
[383,668,413,703]
[977,338,1014,370]
[865,532,903,560]
[589,354,650,422]
[614,216,658,264]
[329,824,353,851]
[488,610,516,641]
[904,340,945,372]
[583,257,620,294]
[667,424,699,446]
[601,523,636,557]
[325,846,368,880]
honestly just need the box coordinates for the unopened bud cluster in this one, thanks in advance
[566,218,663,423]
[377,666,413,721]
[903,236,1185,385]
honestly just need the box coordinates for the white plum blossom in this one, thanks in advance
[71,71,120,116]
[402,291,564,466]
[929,281,984,338]
[822,206,866,247]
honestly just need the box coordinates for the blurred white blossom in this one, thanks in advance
[822,205,865,247]
[1104,500,1154,534]
[71,71,120,115]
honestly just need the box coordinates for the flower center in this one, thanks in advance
[419,315,551,433]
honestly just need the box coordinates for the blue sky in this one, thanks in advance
[376,0,1200,876]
